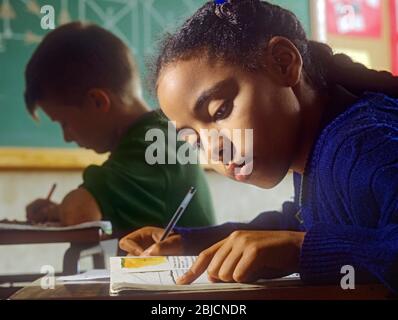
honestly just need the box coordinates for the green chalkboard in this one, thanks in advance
[0,0,310,148]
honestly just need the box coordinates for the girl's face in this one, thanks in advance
[157,53,303,189]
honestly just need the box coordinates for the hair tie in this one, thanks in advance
[214,0,238,25]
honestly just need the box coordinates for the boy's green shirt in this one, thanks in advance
[82,110,215,231]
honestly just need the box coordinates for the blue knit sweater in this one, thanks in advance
[176,92,398,292]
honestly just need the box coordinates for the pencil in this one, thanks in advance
[159,187,197,242]
[46,183,57,201]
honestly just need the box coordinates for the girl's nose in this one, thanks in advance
[205,136,235,164]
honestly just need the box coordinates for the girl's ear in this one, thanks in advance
[86,89,111,113]
[263,36,303,87]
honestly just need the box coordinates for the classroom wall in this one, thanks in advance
[326,0,392,71]
[0,171,293,275]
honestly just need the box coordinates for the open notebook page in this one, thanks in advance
[110,256,300,293]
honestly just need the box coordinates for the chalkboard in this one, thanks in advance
[0,0,311,148]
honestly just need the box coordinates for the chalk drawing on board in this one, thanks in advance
[77,0,199,55]
[0,0,43,52]
[0,0,199,54]
[79,0,138,52]
[59,0,71,25]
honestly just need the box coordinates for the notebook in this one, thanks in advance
[110,256,301,294]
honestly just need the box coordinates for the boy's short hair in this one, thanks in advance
[25,22,141,117]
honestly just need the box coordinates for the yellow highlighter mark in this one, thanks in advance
[121,257,168,269]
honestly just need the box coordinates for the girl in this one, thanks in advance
[120,0,398,292]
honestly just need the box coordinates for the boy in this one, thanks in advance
[25,22,215,231]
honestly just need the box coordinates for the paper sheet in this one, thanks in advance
[110,256,301,293]
[0,220,112,234]
[57,269,110,282]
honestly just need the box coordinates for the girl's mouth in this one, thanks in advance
[225,158,254,182]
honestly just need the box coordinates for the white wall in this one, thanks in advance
[0,170,293,275]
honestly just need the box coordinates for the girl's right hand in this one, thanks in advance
[119,226,184,256]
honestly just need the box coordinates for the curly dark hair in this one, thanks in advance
[152,0,398,97]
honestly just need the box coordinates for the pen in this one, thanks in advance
[46,183,57,201]
[159,187,197,242]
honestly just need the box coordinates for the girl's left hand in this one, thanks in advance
[177,230,306,284]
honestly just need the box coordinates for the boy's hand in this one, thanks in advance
[176,230,305,285]
[26,199,60,224]
[119,227,184,256]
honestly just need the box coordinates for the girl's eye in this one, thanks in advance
[213,101,233,122]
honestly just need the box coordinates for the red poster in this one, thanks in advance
[390,0,398,75]
[327,0,382,37]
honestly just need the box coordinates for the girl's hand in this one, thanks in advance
[119,227,184,256]
[177,230,305,285]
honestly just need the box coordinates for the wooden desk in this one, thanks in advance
[9,278,394,300]
[0,227,107,275]
[0,227,104,245]
[0,227,110,298]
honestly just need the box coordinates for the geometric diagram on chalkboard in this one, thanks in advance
[59,0,71,25]
[79,0,199,55]
[79,0,139,52]
[0,0,43,52]
[137,0,198,55]
[25,0,41,16]
[0,0,16,40]
[0,0,200,53]
[24,30,42,44]
[0,0,73,52]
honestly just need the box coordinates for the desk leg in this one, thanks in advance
[62,243,85,275]
[92,251,105,269]
[63,243,106,275]
[63,243,86,275]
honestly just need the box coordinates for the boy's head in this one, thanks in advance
[25,22,142,153]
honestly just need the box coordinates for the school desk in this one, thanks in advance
[9,278,395,300]
[0,227,110,299]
